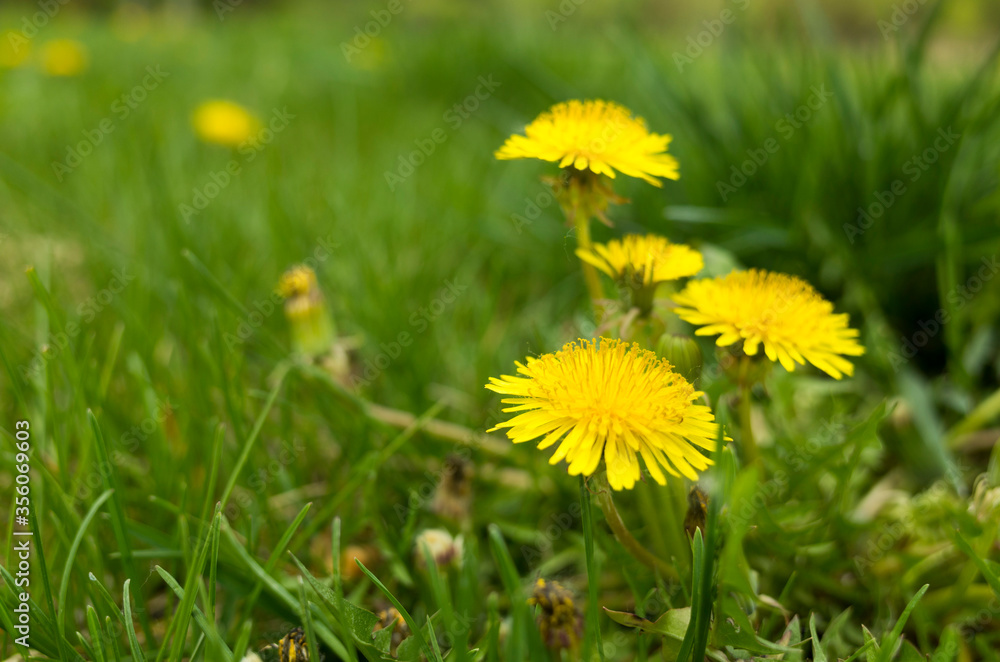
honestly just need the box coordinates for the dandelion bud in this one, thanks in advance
[431,454,473,523]
[528,579,583,653]
[277,265,335,357]
[683,485,708,538]
[657,334,703,383]
[414,528,463,569]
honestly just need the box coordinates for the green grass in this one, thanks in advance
[2,1,1000,660]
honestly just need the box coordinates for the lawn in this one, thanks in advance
[2,1,1000,661]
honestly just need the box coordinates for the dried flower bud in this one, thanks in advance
[528,578,583,653]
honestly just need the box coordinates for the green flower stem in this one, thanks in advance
[738,383,759,466]
[636,485,670,568]
[580,478,606,662]
[665,478,692,578]
[595,486,679,582]
[572,209,606,317]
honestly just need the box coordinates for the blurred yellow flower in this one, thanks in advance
[673,269,865,379]
[0,31,31,69]
[40,39,89,77]
[192,99,259,147]
[277,265,335,357]
[576,233,703,286]
[495,99,680,186]
[486,338,722,490]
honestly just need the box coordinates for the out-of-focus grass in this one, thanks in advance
[0,1,999,660]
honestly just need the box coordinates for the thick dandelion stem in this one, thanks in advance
[595,487,679,582]
[738,383,759,466]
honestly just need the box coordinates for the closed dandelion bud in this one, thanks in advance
[683,485,708,538]
[528,579,583,653]
[277,265,335,357]
[657,334,703,383]
[414,528,463,569]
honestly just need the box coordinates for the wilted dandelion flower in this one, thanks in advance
[673,269,865,379]
[40,39,88,76]
[192,99,259,147]
[495,100,679,186]
[277,265,335,357]
[486,338,722,490]
[0,32,31,69]
[528,579,584,653]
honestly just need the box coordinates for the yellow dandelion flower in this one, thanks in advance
[673,269,865,379]
[495,99,680,186]
[576,233,703,286]
[486,338,722,490]
[40,39,88,77]
[192,99,259,147]
[0,31,31,69]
